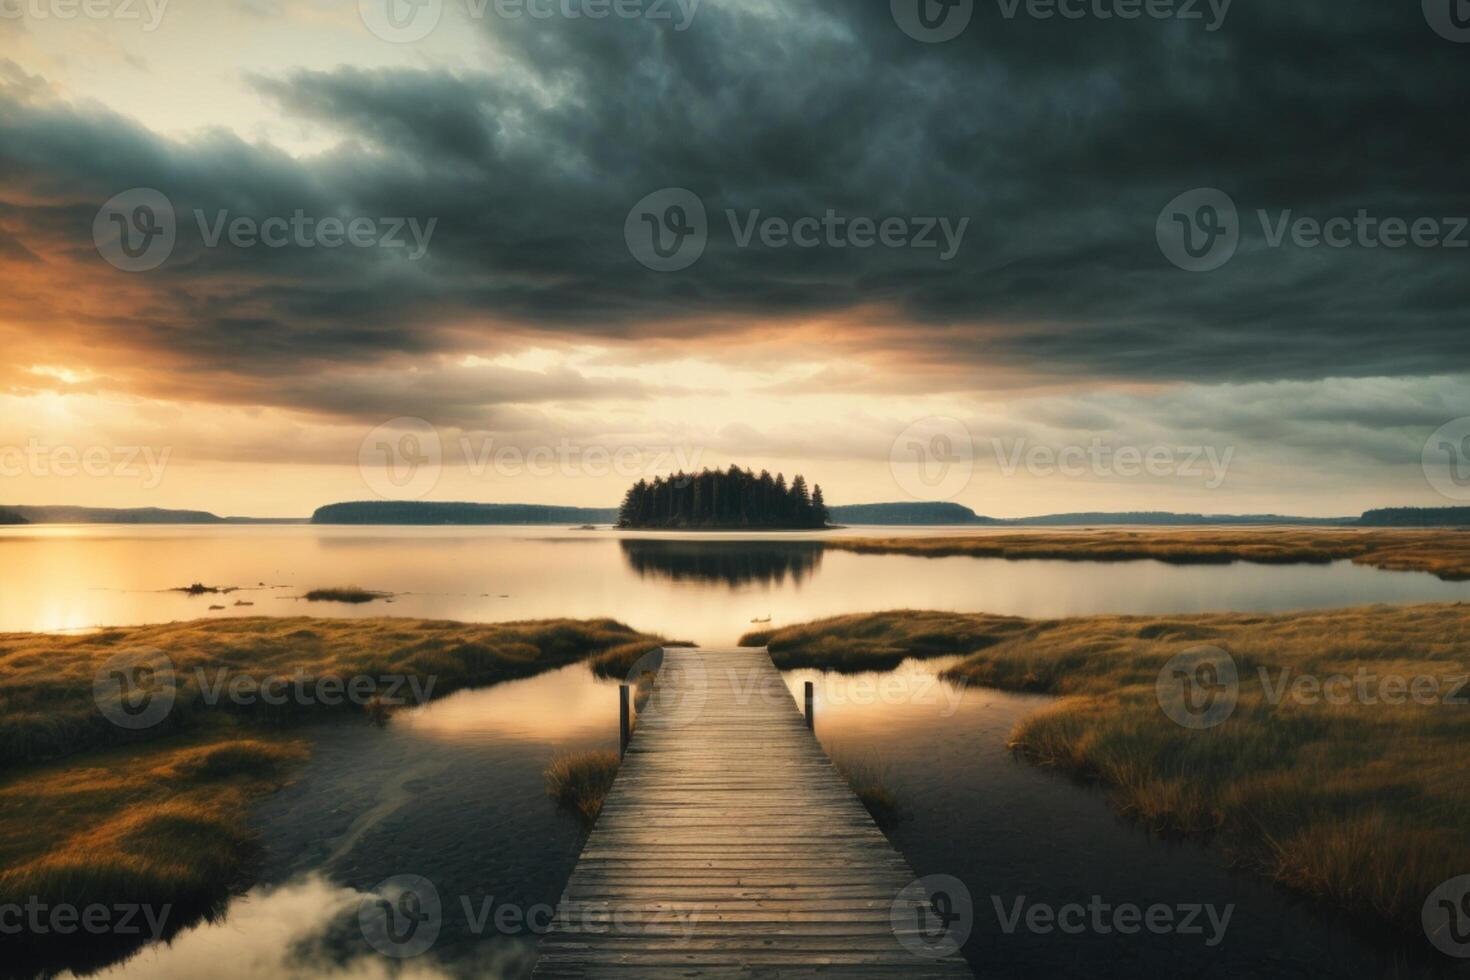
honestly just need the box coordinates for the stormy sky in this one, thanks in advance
[1,0,1467,516]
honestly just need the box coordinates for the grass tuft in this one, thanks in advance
[832,756,905,832]
[545,750,621,825]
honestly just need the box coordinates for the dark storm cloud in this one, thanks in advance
[1,0,1468,401]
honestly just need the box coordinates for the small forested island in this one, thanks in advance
[618,468,830,529]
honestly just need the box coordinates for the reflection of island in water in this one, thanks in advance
[619,539,823,587]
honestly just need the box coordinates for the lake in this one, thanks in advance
[73,658,1448,979]
[9,524,1465,978]
[3,524,1469,642]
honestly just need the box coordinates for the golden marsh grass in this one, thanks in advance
[747,604,1470,944]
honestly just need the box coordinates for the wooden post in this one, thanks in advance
[619,684,631,758]
[804,681,815,730]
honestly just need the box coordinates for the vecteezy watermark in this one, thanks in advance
[992,438,1234,489]
[94,648,177,731]
[891,0,973,42]
[1256,667,1469,708]
[624,648,708,732]
[359,417,443,500]
[0,440,171,489]
[624,188,708,271]
[93,188,176,273]
[1158,647,1470,730]
[358,0,698,43]
[0,898,172,941]
[358,0,443,42]
[473,0,698,28]
[1424,0,1470,43]
[624,188,970,272]
[1423,418,1470,502]
[359,874,701,958]
[93,189,437,271]
[1159,187,1470,271]
[1156,646,1239,730]
[1156,188,1240,272]
[196,210,436,259]
[889,417,975,502]
[992,895,1233,946]
[891,0,1230,42]
[812,672,966,717]
[1424,876,1470,958]
[360,875,442,958]
[892,875,973,959]
[727,210,969,261]
[93,650,437,731]
[0,0,169,30]
[357,417,707,501]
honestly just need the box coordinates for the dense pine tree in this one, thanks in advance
[617,468,831,529]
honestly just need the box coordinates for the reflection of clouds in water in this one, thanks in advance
[74,876,532,980]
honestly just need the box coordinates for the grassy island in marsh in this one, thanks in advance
[743,604,1470,948]
[0,615,667,974]
[826,527,1470,580]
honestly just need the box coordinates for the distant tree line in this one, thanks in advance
[618,467,830,529]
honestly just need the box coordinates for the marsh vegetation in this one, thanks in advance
[748,605,1470,945]
[827,528,1470,580]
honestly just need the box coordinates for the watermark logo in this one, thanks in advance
[1424,0,1470,42]
[360,875,442,958]
[93,188,176,273]
[0,0,170,31]
[0,898,171,940]
[1424,418,1470,502]
[1160,189,1469,270]
[1157,187,1239,272]
[625,187,708,272]
[1156,645,1238,730]
[890,417,974,502]
[195,210,436,259]
[359,417,443,500]
[0,441,171,489]
[892,874,973,959]
[992,438,1234,489]
[727,210,969,261]
[625,648,708,731]
[94,648,176,731]
[1256,667,1467,708]
[892,0,973,42]
[992,895,1233,945]
[359,0,442,42]
[1424,876,1470,957]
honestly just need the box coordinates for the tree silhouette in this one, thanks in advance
[617,468,832,529]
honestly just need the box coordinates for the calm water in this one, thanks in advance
[3,524,1469,642]
[14,525,1466,978]
[74,659,1449,979]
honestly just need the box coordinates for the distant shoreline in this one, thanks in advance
[5,501,1470,528]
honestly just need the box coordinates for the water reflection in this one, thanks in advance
[78,663,619,980]
[619,538,823,586]
[56,656,1454,980]
[73,875,538,980]
[4,526,1470,645]
[786,662,1453,979]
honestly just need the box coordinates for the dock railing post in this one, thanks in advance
[804,681,815,730]
[619,683,631,758]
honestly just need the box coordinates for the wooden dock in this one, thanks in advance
[533,647,974,979]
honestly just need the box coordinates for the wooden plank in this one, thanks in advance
[532,647,973,979]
